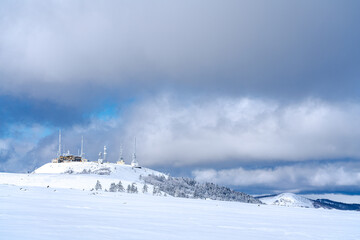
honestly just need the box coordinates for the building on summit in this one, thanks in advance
[52,130,87,163]
[51,130,140,168]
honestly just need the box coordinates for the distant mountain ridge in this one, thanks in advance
[258,193,360,211]
[313,199,360,211]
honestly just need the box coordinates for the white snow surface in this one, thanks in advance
[1,184,360,240]
[259,193,314,208]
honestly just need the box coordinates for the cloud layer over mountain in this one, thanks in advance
[1,0,360,193]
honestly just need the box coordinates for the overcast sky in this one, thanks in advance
[1,0,360,194]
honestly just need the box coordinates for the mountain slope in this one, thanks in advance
[1,162,259,204]
[1,162,165,191]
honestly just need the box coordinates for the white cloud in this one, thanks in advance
[0,124,53,172]
[119,96,360,166]
[192,164,360,191]
[4,95,360,174]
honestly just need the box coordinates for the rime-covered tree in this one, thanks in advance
[131,183,138,193]
[127,184,131,193]
[153,186,161,196]
[193,188,201,199]
[109,183,117,192]
[142,184,148,193]
[95,180,102,191]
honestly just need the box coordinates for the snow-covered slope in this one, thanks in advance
[1,184,360,240]
[259,193,314,208]
[0,162,165,191]
[1,162,261,204]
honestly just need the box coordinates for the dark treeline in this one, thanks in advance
[143,174,261,204]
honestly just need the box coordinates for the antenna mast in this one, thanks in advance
[131,137,139,167]
[58,129,62,157]
[103,145,107,162]
[80,136,84,158]
[133,137,136,161]
[119,144,124,161]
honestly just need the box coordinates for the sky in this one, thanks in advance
[1,0,360,194]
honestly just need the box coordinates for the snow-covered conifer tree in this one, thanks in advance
[142,184,148,193]
[131,183,138,193]
[153,186,161,196]
[117,181,124,192]
[109,183,117,192]
[95,180,102,191]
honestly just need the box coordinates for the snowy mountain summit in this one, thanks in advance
[259,193,314,208]
[34,162,165,179]
[0,162,163,193]
[258,192,360,211]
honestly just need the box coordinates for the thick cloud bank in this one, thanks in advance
[3,96,360,168]
[2,95,360,193]
[125,96,360,166]
[1,0,360,104]
[193,163,360,193]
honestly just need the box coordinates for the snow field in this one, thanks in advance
[1,184,360,240]
[1,163,360,239]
